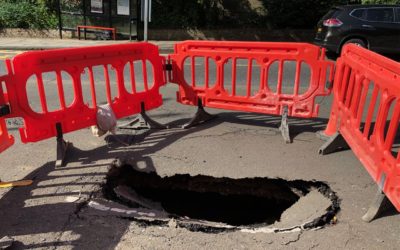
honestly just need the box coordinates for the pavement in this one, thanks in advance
[0,38,176,53]
[0,39,399,249]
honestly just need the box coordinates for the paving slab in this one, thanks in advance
[0,38,176,53]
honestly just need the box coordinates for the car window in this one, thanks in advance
[351,9,366,19]
[396,8,400,22]
[366,8,394,22]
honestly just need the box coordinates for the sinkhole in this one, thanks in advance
[103,161,340,230]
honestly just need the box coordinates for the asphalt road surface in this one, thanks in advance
[0,49,399,249]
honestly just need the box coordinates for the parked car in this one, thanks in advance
[314,5,400,55]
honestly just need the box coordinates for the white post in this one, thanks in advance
[149,0,152,22]
[144,0,148,41]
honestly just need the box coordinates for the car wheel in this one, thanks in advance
[344,38,367,48]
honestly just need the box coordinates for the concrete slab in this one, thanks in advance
[273,189,332,229]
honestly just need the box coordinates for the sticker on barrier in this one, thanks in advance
[1,42,165,143]
[169,41,334,118]
[320,44,400,215]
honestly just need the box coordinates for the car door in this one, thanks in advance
[363,7,399,53]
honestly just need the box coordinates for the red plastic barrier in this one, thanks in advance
[0,74,14,153]
[0,118,13,153]
[169,41,334,118]
[325,44,400,211]
[2,43,165,143]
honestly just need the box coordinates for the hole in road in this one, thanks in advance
[103,162,340,230]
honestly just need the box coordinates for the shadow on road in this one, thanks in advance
[0,111,330,248]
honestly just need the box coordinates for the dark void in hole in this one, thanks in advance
[103,162,339,227]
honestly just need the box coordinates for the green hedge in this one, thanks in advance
[261,0,350,28]
[0,1,57,29]
[362,0,400,3]
[150,0,350,29]
[1,0,398,31]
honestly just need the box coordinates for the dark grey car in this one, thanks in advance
[314,5,400,55]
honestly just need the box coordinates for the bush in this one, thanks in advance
[0,1,58,29]
[261,0,349,29]
[150,0,350,29]
[362,0,400,3]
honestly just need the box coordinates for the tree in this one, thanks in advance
[0,0,57,29]
[261,0,349,28]
[362,0,400,3]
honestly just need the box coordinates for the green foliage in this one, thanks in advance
[362,0,400,4]
[150,0,350,29]
[261,0,349,28]
[150,0,270,29]
[0,0,58,29]
[150,0,398,29]
[3,0,397,31]
[150,0,230,29]
[59,0,83,13]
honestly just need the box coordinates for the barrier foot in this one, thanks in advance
[362,188,389,222]
[318,132,349,155]
[316,130,333,141]
[56,123,72,168]
[182,99,216,129]
[279,106,291,143]
[118,102,168,130]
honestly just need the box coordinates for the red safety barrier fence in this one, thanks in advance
[0,43,165,143]
[0,118,13,153]
[0,74,14,152]
[321,44,400,212]
[169,41,334,118]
